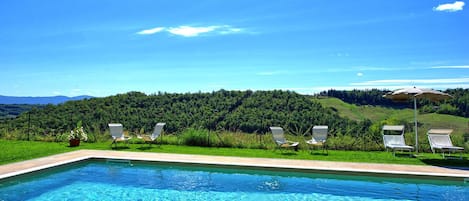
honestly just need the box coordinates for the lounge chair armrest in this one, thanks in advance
[275,140,285,145]
[290,142,299,146]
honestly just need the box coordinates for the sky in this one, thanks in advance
[1,0,468,97]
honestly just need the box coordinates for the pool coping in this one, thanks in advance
[1,150,468,181]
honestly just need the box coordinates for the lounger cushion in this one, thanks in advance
[306,139,324,146]
[280,142,299,148]
[386,144,414,150]
[432,145,464,150]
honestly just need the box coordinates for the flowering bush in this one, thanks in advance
[69,122,88,141]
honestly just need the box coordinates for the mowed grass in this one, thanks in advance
[1,140,468,168]
[315,97,407,122]
[0,140,118,165]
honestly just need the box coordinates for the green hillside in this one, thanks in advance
[316,97,469,136]
[0,90,362,138]
[315,97,403,122]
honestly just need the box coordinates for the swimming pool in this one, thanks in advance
[0,159,468,201]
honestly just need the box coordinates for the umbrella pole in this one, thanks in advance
[414,97,418,153]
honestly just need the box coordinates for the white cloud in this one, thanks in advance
[167,26,218,37]
[350,77,469,86]
[318,64,469,73]
[136,25,243,37]
[249,77,469,94]
[136,27,165,35]
[308,83,469,93]
[357,72,363,77]
[431,65,469,69]
[433,1,465,12]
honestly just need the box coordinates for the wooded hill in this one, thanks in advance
[0,104,43,119]
[0,90,364,138]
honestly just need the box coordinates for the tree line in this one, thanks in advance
[0,90,365,139]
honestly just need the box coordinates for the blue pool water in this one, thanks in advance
[0,160,468,201]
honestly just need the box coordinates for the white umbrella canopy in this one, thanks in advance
[383,87,452,153]
[385,87,452,102]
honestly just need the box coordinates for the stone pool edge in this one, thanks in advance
[1,150,468,181]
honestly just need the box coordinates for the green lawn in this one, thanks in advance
[1,140,468,168]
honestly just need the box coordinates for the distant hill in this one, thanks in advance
[0,104,44,119]
[0,95,93,105]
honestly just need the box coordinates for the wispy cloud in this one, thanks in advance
[350,77,469,86]
[433,1,465,12]
[335,64,469,72]
[220,27,242,35]
[137,25,243,37]
[137,27,165,35]
[430,65,469,69]
[308,83,469,94]
[167,26,217,37]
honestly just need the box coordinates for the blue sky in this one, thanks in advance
[1,0,468,97]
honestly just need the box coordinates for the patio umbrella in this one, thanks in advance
[383,87,452,153]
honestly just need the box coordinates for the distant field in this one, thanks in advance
[315,97,404,121]
[418,113,469,135]
[315,97,469,135]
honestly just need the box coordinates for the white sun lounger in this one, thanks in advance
[270,127,299,151]
[382,125,414,156]
[427,129,464,159]
[109,123,131,147]
[306,125,328,154]
[138,123,165,146]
